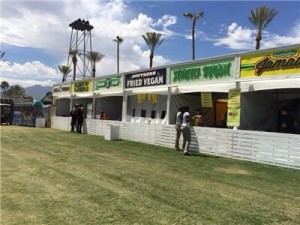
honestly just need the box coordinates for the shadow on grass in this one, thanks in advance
[177,150,220,158]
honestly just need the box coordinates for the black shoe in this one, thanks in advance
[183,152,190,156]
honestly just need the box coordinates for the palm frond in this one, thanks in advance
[87,51,105,62]
[183,12,193,18]
[113,36,124,44]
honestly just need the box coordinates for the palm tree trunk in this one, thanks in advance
[117,44,120,73]
[92,66,96,77]
[150,52,153,68]
[255,39,260,50]
[255,31,262,50]
[73,64,76,81]
[72,55,77,81]
[192,18,196,60]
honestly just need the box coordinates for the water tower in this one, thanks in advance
[67,18,94,81]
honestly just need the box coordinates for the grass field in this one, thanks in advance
[1,126,300,225]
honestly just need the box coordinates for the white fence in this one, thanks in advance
[51,116,300,170]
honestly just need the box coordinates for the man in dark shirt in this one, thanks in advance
[76,105,84,133]
[69,105,78,132]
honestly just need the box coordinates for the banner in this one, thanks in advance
[71,80,93,94]
[240,48,300,78]
[53,83,70,95]
[227,88,241,127]
[94,75,122,91]
[125,68,166,88]
[170,58,235,84]
[136,94,142,104]
[201,92,212,107]
[136,94,158,104]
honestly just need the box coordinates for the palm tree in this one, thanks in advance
[1,81,9,94]
[183,11,204,60]
[86,51,105,78]
[248,6,278,50]
[113,36,124,73]
[58,65,72,83]
[142,32,165,68]
[69,49,78,81]
[4,85,25,98]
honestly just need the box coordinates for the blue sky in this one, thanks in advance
[1,0,300,87]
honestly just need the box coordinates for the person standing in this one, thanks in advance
[175,107,183,151]
[278,107,295,133]
[76,104,84,133]
[69,105,78,132]
[102,112,111,120]
[181,106,191,155]
[193,108,202,126]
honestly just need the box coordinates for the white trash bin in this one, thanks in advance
[104,125,120,141]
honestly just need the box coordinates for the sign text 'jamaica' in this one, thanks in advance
[254,49,300,76]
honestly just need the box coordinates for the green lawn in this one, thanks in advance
[1,126,300,225]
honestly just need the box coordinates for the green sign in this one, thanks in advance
[95,76,122,90]
[170,59,234,84]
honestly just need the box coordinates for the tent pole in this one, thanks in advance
[92,93,96,119]
[122,91,128,122]
[166,87,171,125]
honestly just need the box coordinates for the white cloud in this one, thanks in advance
[0,61,60,87]
[291,22,300,37]
[260,22,300,49]
[0,0,175,87]
[214,22,300,50]
[183,30,206,41]
[154,15,177,31]
[214,22,254,50]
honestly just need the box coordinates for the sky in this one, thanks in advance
[1,0,300,88]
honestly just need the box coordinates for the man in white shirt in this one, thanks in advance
[181,106,191,155]
[175,107,183,150]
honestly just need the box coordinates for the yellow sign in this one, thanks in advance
[71,80,93,94]
[201,92,212,108]
[137,94,157,104]
[227,88,240,127]
[240,48,300,78]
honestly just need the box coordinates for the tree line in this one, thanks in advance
[1,6,278,85]
[0,52,25,98]
[0,81,25,99]
[59,6,277,82]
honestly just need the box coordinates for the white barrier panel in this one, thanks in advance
[51,116,71,131]
[35,118,46,128]
[51,116,300,170]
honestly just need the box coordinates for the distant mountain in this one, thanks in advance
[25,85,52,99]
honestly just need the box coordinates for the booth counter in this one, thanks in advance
[51,44,300,169]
